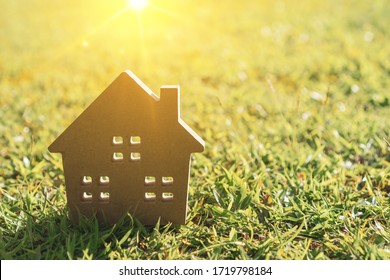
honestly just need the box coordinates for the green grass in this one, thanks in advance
[0,0,389,259]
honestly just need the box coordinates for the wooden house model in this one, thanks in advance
[49,71,205,225]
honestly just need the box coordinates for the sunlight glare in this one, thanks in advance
[128,0,149,12]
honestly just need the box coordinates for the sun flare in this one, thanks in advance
[128,0,149,12]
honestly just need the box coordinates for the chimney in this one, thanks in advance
[160,85,180,120]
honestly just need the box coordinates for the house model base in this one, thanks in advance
[49,71,205,225]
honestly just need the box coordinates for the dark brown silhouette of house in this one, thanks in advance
[49,71,205,224]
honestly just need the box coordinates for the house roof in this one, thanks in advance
[49,70,205,154]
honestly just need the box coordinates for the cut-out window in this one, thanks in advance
[130,136,141,145]
[82,191,92,202]
[162,176,174,185]
[162,192,174,201]
[113,152,124,161]
[99,176,110,185]
[144,176,156,185]
[99,192,110,201]
[113,136,123,145]
[82,176,92,185]
[130,152,141,161]
[144,192,156,202]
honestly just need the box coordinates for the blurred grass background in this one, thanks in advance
[0,0,389,259]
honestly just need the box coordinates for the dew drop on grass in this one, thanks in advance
[337,102,346,112]
[23,156,30,168]
[305,154,313,163]
[342,160,353,170]
[225,118,232,126]
[14,135,24,143]
[301,112,311,120]
[310,91,325,101]
[351,84,359,93]
[364,31,374,42]
[237,71,247,82]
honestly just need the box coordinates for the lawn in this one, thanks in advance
[0,0,389,259]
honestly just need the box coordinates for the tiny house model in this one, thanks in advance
[49,71,205,225]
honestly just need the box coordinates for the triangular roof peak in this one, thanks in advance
[49,70,205,153]
[123,70,159,101]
